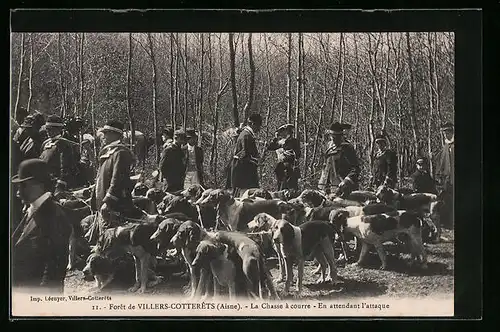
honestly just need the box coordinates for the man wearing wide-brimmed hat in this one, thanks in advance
[318,122,360,197]
[88,120,142,240]
[12,114,44,173]
[39,115,80,196]
[435,121,454,229]
[11,159,72,294]
[231,113,262,196]
[159,128,187,193]
[266,123,301,191]
[372,131,398,189]
[183,128,205,189]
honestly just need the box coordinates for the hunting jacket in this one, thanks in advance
[372,149,398,188]
[231,126,260,189]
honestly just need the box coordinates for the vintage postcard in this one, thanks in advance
[10,10,461,318]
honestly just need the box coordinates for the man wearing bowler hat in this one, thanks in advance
[372,131,398,189]
[267,123,301,191]
[183,128,205,189]
[231,113,262,196]
[435,122,454,228]
[89,120,142,239]
[318,122,360,197]
[39,115,79,197]
[11,159,72,294]
[159,129,187,193]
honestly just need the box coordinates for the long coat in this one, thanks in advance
[12,128,42,173]
[185,145,205,188]
[411,169,437,194]
[159,143,186,193]
[39,136,79,190]
[91,141,137,215]
[12,196,71,293]
[435,141,454,189]
[267,136,301,190]
[231,127,260,191]
[372,149,398,188]
[318,140,360,195]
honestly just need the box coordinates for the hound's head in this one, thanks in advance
[163,196,193,215]
[194,188,215,205]
[298,189,326,208]
[191,240,229,268]
[146,188,166,205]
[82,251,114,279]
[271,219,295,246]
[329,209,350,233]
[170,220,202,249]
[181,184,205,202]
[250,188,273,200]
[150,218,182,252]
[375,185,400,204]
[280,200,307,225]
[196,189,233,206]
[247,213,278,232]
[158,193,178,214]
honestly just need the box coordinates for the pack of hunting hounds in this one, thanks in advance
[56,183,442,300]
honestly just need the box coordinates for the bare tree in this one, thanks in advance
[286,33,292,123]
[126,33,135,147]
[405,32,420,155]
[57,33,67,117]
[242,33,255,122]
[197,34,205,143]
[148,33,160,164]
[27,34,34,114]
[294,33,302,138]
[169,33,175,128]
[228,33,239,127]
[14,33,25,123]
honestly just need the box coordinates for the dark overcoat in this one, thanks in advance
[318,140,360,195]
[91,141,137,214]
[39,136,79,190]
[159,143,186,193]
[12,197,71,293]
[411,169,437,194]
[267,136,301,190]
[372,149,398,188]
[231,127,260,190]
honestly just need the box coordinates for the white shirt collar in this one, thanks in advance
[103,140,121,150]
[444,137,454,145]
[244,126,255,137]
[28,192,52,217]
[187,144,195,152]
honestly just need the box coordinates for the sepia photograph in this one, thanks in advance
[10,12,465,317]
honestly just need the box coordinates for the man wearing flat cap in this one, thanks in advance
[267,123,301,191]
[159,129,187,193]
[12,114,44,173]
[318,122,360,197]
[11,159,72,294]
[411,157,437,194]
[89,120,142,239]
[39,115,80,197]
[435,122,454,228]
[183,128,204,189]
[372,131,398,189]
[231,113,262,196]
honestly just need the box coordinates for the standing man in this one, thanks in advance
[89,120,142,239]
[159,129,187,193]
[11,159,72,294]
[411,157,438,194]
[435,122,455,229]
[318,122,360,197]
[184,128,205,189]
[267,123,301,191]
[372,132,398,189]
[231,114,262,197]
[39,115,79,198]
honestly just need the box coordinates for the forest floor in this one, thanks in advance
[64,228,454,302]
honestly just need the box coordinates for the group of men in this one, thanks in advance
[10,109,455,294]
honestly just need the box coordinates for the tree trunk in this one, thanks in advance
[242,33,255,121]
[286,33,292,123]
[228,33,239,127]
[339,33,345,123]
[405,32,420,155]
[294,33,302,138]
[148,33,160,165]
[300,34,308,178]
[79,33,85,118]
[329,32,343,124]
[175,34,180,127]
[57,33,67,117]
[263,34,273,145]
[169,33,175,127]
[198,34,205,144]
[27,33,34,115]
[382,33,390,133]
[183,34,188,129]
[426,32,435,175]
[433,32,442,123]
[368,84,376,181]
[126,33,135,147]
